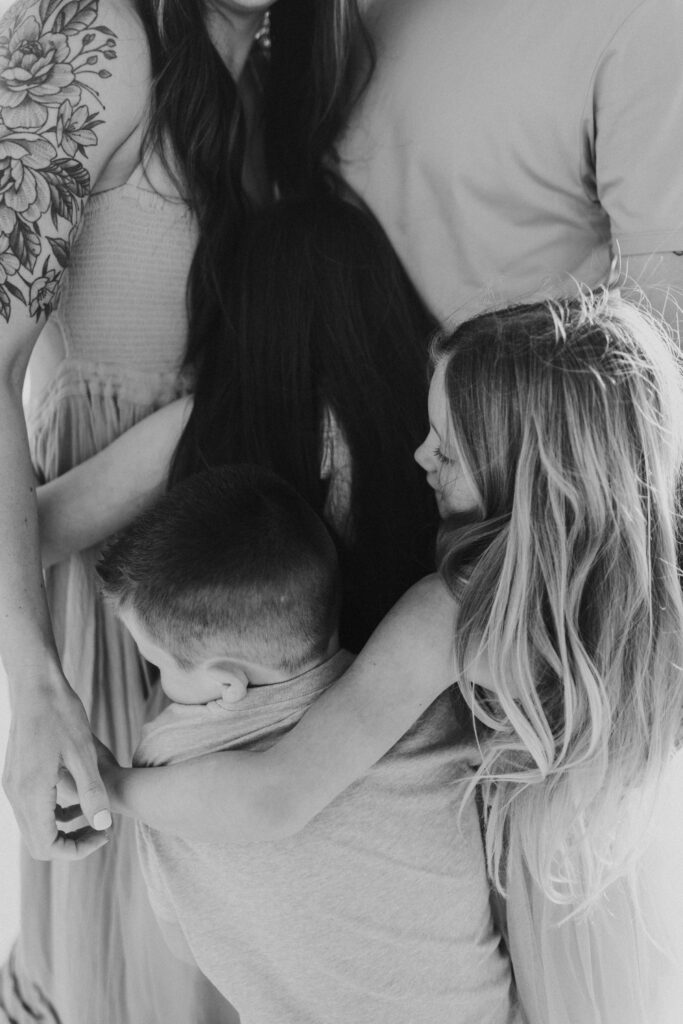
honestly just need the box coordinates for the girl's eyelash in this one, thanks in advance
[432,446,454,466]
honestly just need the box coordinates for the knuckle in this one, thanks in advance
[80,779,104,799]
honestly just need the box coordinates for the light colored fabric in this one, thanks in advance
[135,650,523,1024]
[341,0,683,324]
[0,182,238,1024]
[506,751,683,1024]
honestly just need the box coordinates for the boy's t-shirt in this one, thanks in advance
[134,650,521,1024]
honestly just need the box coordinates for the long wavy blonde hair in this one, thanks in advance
[435,290,683,907]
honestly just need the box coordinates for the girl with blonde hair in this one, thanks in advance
[44,289,683,1021]
[418,291,683,1020]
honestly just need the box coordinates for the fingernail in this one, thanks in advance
[94,810,112,831]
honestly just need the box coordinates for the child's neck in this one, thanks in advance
[249,633,341,686]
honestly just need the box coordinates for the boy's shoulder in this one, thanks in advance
[134,702,217,768]
[133,651,356,769]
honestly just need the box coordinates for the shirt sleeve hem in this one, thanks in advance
[614,229,683,255]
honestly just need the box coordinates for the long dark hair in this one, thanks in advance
[170,192,439,650]
[133,0,373,372]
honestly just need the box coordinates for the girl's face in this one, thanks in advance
[414,359,480,518]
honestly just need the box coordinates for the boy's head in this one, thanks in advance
[96,465,340,705]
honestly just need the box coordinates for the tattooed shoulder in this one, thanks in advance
[0,0,118,323]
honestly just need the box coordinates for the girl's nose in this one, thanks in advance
[414,436,431,471]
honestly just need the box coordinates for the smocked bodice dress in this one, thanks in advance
[0,182,237,1024]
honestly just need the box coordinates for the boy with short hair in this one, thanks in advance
[97,465,517,1024]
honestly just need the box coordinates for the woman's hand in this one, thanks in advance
[91,733,125,797]
[0,0,157,858]
[4,676,112,860]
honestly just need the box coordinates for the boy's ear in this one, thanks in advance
[211,663,249,704]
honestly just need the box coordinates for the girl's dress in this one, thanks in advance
[0,178,238,1023]
[506,751,683,1024]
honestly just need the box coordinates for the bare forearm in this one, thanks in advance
[0,0,158,856]
[107,754,295,843]
[37,397,190,568]
[0,381,60,687]
[0,377,112,854]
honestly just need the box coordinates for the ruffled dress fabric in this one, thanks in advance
[0,183,238,1023]
[506,751,683,1024]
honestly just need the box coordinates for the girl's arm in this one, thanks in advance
[106,574,460,842]
[38,397,192,567]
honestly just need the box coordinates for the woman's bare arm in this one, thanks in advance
[0,0,157,859]
[106,575,459,842]
[38,397,192,566]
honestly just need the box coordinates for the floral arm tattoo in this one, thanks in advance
[0,0,115,322]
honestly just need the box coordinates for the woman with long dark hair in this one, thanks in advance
[0,1,372,1020]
